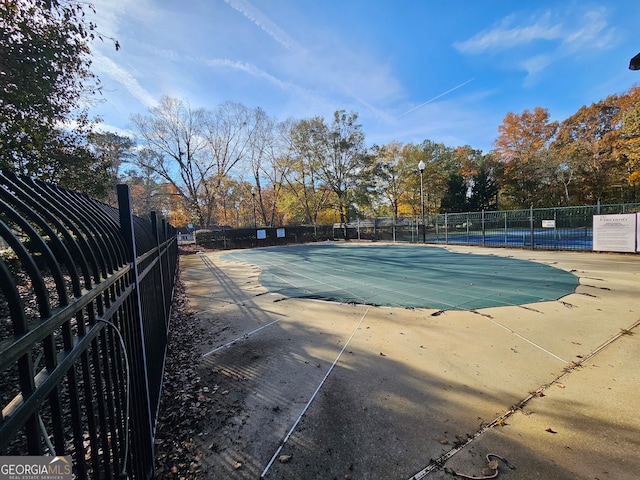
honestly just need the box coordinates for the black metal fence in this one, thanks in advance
[194,225,335,249]
[0,171,178,478]
[337,203,640,251]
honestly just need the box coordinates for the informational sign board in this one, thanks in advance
[542,220,555,228]
[257,229,267,239]
[592,214,637,253]
[276,228,285,238]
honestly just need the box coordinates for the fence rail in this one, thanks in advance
[0,171,178,479]
[337,203,640,251]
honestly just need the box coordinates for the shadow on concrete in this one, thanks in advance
[181,250,640,480]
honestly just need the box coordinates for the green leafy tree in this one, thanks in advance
[371,142,404,218]
[415,140,456,214]
[280,117,331,227]
[314,110,370,238]
[0,0,113,194]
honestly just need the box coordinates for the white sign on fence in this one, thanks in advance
[542,219,555,228]
[592,214,637,253]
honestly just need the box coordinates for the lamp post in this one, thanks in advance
[418,160,425,243]
[251,187,257,229]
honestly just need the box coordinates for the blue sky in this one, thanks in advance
[88,0,640,153]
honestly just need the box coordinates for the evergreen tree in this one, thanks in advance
[469,166,498,211]
[439,172,468,213]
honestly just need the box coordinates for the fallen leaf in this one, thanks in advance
[278,454,293,463]
[233,461,242,470]
[546,428,557,434]
[482,466,497,475]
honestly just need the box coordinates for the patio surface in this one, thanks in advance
[179,243,640,479]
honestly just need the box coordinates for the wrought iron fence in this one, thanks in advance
[0,170,178,479]
[338,203,640,251]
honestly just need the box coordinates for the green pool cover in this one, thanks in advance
[222,244,578,310]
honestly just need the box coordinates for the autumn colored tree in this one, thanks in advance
[494,107,558,208]
[614,86,640,202]
[413,140,456,214]
[554,94,625,204]
[397,143,426,216]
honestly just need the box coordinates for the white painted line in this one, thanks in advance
[201,318,282,358]
[260,307,371,479]
[489,318,569,364]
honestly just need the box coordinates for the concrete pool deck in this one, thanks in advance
[180,244,640,479]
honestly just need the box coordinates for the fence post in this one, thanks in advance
[482,210,486,246]
[530,204,535,250]
[553,208,558,249]
[466,212,470,244]
[151,211,168,322]
[117,184,155,478]
[445,213,448,244]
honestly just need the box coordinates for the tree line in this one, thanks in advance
[2,1,639,230]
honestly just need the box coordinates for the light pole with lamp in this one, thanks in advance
[418,160,425,243]
[251,187,257,229]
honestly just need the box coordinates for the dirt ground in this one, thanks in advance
[156,243,640,480]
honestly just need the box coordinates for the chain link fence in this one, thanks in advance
[338,203,640,251]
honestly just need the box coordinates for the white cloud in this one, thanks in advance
[89,0,154,40]
[92,122,137,138]
[200,56,333,108]
[224,0,304,53]
[454,8,616,55]
[92,53,158,109]
[561,9,615,52]
[454,7,618,81]
[223,0,400,114]
[522,54,552,76]
[454,15,562,54]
